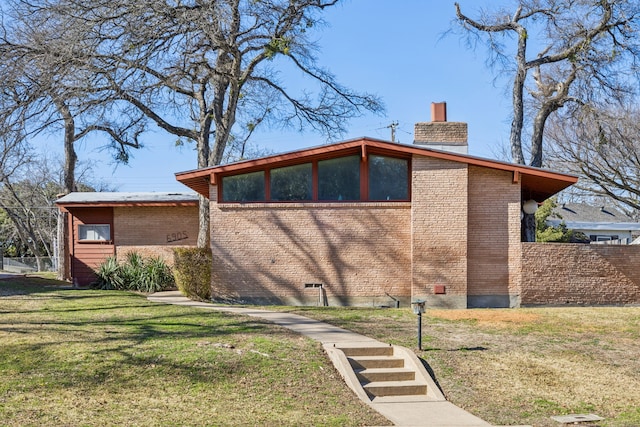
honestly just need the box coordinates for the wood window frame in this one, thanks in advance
[217,149,411,203]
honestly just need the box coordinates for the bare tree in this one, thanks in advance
[454,0,639,242]
[0,0,146,278]
[0,159,61,271]
[546,105,640,213]
[455,0,639,168]
[42,0,384,247]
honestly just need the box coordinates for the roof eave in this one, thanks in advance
[174,138,578,200]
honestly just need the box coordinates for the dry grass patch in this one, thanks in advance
[429,309,541,325]
[280,305,640,427]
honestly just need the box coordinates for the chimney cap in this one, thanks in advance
[431,102,447,122]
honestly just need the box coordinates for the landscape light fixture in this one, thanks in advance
[411,299,426,350]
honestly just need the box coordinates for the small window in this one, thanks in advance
[318,155,360,201]
[369,155,409,200]
[591,235,618,242]
[222,171,265,202]
[79,224,110,241]
[270,163,312,201]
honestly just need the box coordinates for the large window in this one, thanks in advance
[219,152,409,203]
[222,171,265,202]
[318,155,360,201]
[369,155,409,200]
[79,224,110,241]
[270,163,312,201]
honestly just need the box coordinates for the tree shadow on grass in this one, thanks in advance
[0,292,306,392]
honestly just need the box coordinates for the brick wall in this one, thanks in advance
[411,156,468,308]
[467,166,522,307]
[414,122,468,144]
[209,194,412,306]
[114,206,198,246]
[521,243,640,305]
[115,245,192,266]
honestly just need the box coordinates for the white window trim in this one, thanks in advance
[78,224,111,242]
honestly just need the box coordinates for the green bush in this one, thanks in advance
[93,252,175,292]
[172,247,211,301]
[94,256,126,290]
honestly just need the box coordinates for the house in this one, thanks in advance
[55,192,199,286]
[175,103,578,308]
[548,202,640,244]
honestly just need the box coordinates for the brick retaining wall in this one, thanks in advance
[521,243,640,305]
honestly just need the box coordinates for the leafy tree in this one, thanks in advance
[535,197,588,243]
[39,0,384,247]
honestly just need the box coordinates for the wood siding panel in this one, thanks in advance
[68,207,114,286]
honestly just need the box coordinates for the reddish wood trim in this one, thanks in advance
[513,170,521,184]
[176,137,578,201]
[360,154,368,200]
[264,169,271,201]
[177,137,576,183]
[312,161,319,201]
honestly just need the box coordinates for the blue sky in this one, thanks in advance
[47,0,515,192]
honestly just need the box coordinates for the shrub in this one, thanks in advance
[172,247,211,301]
[93,252,175,293]
[138,256,176,293]
[93,256,126,290]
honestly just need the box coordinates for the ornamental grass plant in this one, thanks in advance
[93,252,175,293]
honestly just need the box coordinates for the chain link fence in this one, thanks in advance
[0,256,56,273]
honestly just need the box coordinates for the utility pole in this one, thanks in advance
[387,121,399,142]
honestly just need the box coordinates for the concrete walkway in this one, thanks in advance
[147,291,506,427]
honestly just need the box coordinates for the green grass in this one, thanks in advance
[0,277,387,426]
[3,276,639,427]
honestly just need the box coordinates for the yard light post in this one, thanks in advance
[411,300,426,350]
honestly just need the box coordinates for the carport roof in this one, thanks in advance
[56,192,199,209]
[175,137,578,201]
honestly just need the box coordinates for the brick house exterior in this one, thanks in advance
[176,107,577,308]
[56,192,198,286]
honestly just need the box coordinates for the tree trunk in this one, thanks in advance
[57,101,77,280]
[529,105,554,168]
[196,124,211,248]
[522,213,536,242]
[510,29,528,165]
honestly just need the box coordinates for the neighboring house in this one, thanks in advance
[176,103,578,308]
[548,202,640,244]
[56,192,199,286]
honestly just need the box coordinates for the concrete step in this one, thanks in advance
[356,367,416,383]
[363,380,428,397]
[340,346,394,357]
[325,343,447,405]
[348,356,405,370]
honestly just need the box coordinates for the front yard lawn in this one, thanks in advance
[0,276,387,426]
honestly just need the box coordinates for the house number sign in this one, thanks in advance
[167,231,189,243]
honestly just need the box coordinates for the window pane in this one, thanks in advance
[222,171,265,202]
[318,155,360,201]
[79,225,110,241]
[369,155,409,200]
[270,163,312,201]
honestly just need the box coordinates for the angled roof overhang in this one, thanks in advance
[175,137,578,201]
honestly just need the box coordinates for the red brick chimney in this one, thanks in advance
[414,102,468,154]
